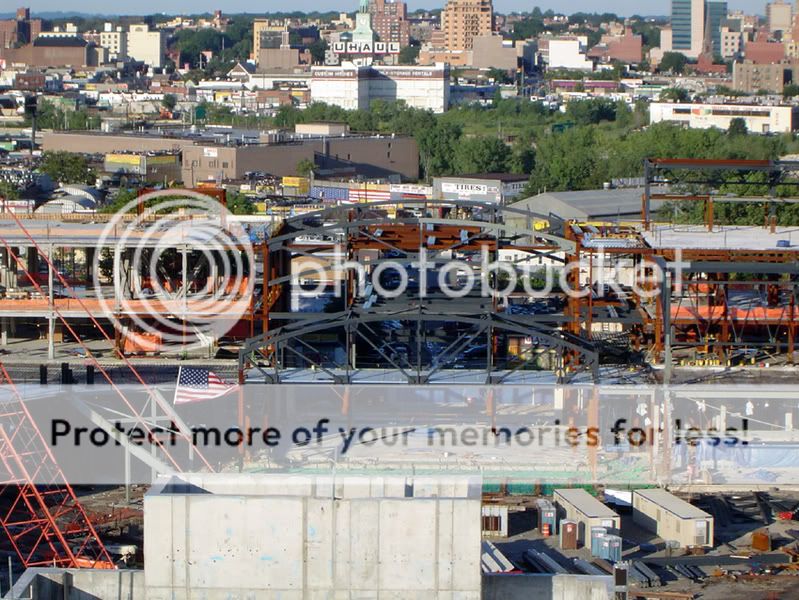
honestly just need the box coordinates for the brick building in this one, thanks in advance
[0,7,42,49]
[42,131,420,184]
[369,0,411,47]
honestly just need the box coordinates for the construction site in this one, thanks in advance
[1,158,799,598]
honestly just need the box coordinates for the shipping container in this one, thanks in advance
[632,488,714,548]
[559,519,578,550]
[553,488,620,547]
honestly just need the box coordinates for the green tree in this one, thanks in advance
[565,99,618,125]
[659,87,690,102]
[162,94,177,111]
[453,137,511,174]
[0,181,20,201]
[487,67,513,84]
[784,84,799,98]
[39,151,96,185]
[398,44,420,65]
[728,117,748,137]
[509,135,536,174]
[658,52,688,74]
[417,121,462,178]
[227,192,255,215]
[307,39,328,64]
[296,158,316,177]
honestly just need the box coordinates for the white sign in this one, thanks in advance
[390,184,433,197]
[332,41,401,55]
[441,182,492,196]
[203,147,218,158]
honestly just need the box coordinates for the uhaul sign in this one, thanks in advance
[332,41,400,55]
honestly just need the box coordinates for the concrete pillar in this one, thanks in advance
[85,247,95,282]
[26,247,38,281]
[48,244,54,360]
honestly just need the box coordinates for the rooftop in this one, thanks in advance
[644,224,799,251]
[509,187,666,221]
[33,37,87,48]
[441,173,529,183]
[634,488,712,520]
[554,488,619,518]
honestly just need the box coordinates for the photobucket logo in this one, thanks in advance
[293,246,686,306]
[92,190,255,352]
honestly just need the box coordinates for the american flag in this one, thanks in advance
[174,367,238,405]
[348,189,391,202]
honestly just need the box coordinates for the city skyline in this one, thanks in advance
[0,0,762,18]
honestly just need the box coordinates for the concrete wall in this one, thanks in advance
[144,473,482,600]
[7,568,144,600]
[482,573,613,600]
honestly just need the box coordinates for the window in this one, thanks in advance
[222,162,229,168]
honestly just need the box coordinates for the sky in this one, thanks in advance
[7,0,765,17]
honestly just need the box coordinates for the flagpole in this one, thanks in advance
[173,365,182,406]
[238,368,245,469]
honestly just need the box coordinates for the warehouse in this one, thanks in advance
[553,489,620,546]
[649,102,798,134]
[43,130,420,183]
[632,488,714,548]
[310,62,450,113]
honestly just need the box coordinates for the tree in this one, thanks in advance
[509,135,536,174]
[296,158,316,177]
[658,52,688,74]
[227,192,254,215]
[161,94,177,111]
[38,151,96,185]
[784,84,799,98]
[659,87,690,103]
[728,118,748,137]
[565,98,618,125]
[0,181,19,201]
[453,137,511,174]
[398,44,420,65]
[307,39,328,64]
[487,67,513,84]
[417,121,462,179]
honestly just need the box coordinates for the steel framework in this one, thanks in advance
[0,363,113,568]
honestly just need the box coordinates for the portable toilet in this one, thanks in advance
[560,519,578,550]
[604,534,623,563]
[590,526,607,556]
[537,499,557,535]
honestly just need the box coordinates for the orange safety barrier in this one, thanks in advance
[123,332,162,354]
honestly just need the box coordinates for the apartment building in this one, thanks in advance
[127,24,166,68]
[441,0,493,52]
